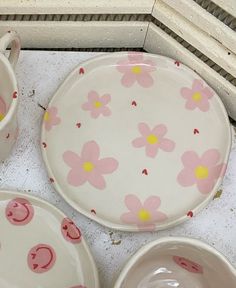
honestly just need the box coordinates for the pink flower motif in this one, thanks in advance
[63,141,118,190]
[117,52,156,88]
[177,149,226,194]
[181,79,214,111]
[121,194,167,231]
[44,106,61,131]
[82,90,111,118]
[132,122,175,158]
[0,96,7,121]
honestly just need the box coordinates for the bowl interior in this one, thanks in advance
[0,55,16,123]
[120,241,235,287]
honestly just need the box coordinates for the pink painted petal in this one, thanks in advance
[101,107,111,117]
[96,158,118,174]
[151,210,168,222]
[81,141,100,162]
[181,87,192,99]
[182,151,200,168]
[159,138,175,152]
[210,163,226,179]
[100,94,111,104]
[202,87,214,98]
[201,149,220,167]
[91,109,101,118]
[121,73,136,87]
[132,137,146,148]
[128,52,144,62]
[63,151,81,168]
[196,178,215,194]
[121,212,138,224]
[125,194,142,212]
[52,117,61,125]
[143,196,161,210]
[67,169,87,187]
[185,99,197,110]
[116,59,130,73]
[44,121,52,131]
[88,90,99,102]
[0,96,6,114]
[146,145,158,158]
[136,73,154,88]
[82,102,91,110]
[48,106,57,114]
[142,60,156,72]
[138,122,151,136]
[87,172,106,189]
[152,124,167,137]
[177,169,196,187]
[192,79,204,91]
[197,99,210,112]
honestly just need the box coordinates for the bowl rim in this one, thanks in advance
[113,236,236,287]
[0,52,18,131]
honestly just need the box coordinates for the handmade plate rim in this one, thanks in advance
[0,189,100,288]
[41,52,232,232]
[113,236,236,288]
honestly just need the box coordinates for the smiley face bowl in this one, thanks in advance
[114,237,236,287]
[0,190,99,288]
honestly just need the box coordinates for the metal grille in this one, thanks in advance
[194,0,236,31]
[152,17,236,87]
[0,14,151,22]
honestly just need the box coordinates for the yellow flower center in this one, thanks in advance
[94,101,102,108]
[0,113,5,121]
[192,92,202,102]
[44,111,50,122]
[131,65,142,74]
[138,209,151,222]
[83,161,94,172]
[195,166,209,179]
[146,134,158,145]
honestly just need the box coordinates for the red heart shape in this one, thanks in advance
[76,123,81,128]
[174,60,180,67]
[194,128,199,134]
[187,211,193,217]
[79,68,85,74]
[42,142,47,148]
[142,169,148,175]
[49,178,54,183]
[131,101,137,106]
[13,91,17,99]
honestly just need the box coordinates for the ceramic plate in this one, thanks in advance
[41,52,231,232]
[0,190,99,288]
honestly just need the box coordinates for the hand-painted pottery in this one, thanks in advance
[41,52,231,231]
[114,237,236,287]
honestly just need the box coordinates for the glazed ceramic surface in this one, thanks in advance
[114,237,236,287]
[0,190,99,288]
[41,52,231,231]
[0,31,20,161]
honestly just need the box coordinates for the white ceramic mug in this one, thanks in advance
[0,31,20,161]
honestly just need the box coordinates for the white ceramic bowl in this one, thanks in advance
[114,237,236,287]
[0,31,20,161]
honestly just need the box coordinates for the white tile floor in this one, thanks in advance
[0,51,235,287]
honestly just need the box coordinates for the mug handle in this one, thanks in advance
[0,31,21,69]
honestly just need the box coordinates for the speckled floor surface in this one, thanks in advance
[0,51,235,287]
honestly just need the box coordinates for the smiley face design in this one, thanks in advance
[61,218,82,244]
[6,198,34,225]
[27,244,56,273]
[173,255,203,274]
